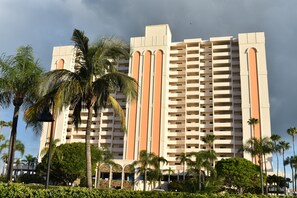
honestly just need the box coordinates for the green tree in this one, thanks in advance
[242,137,272,194]
[201,134,216,150]
[95,149,116,188]
[132,150,156,191]
[247,118,259,163]
[0,139,25,156]
[30,29,137,189]
[0,46,43,182]
[176,152,188,181]
[216,158,260,194]
[287,127,297,157]
[0,121,12,136]
[40,139,60,161]
[270,134,281,194]
[151,155,168,188]
[164,167,174,183]
[247,118,259,137]
[187,151,215,191]
[23,154,37,175]
[279,140,290,193]
[37,142,103,185]
[14,158,23,176]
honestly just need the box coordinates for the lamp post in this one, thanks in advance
[38,102,54,189]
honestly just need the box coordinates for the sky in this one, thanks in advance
[0,0,296,171]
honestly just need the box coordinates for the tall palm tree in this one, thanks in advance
[285,156,295,191]
[287,127,297,157]
[247,118,259,163]
[242,137,272,195]
[0,140,24,176]
[132,150,156,191]
[23,154,37,175]
[25,29,137,189]
[176,152,188,181]
[279,140,290,194]
[247,118,259,137]
[1,153,8,176]
[0,121,11,136]
[187,151,213,191]
[95,149,115,188]
[0,45,43,182]
[40,139,60,160]
[270,134,281,194]
[164,167,174,183]
[14,158,22,177]
[201,134,216,150]
[0,139,25,156]
[151,155,168,188]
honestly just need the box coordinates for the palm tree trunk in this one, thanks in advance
[96,165,101,188]
[291,164,294,193]
[292,135,296,157]
[283,152,287,195]
[198,169,201,191]
[183,162,185,181]
[276,153,279,195]
[86,106,93,189]
[6,104,21,182]
[264,154,268,194]
[259,155,264,194]
[144,169,147,191]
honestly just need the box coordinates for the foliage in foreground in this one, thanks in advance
[0,183,287,198]
[37,143,104,186]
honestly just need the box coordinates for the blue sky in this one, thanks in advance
[0,0,297,174]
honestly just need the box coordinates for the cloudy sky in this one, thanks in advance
[0,0,296,165]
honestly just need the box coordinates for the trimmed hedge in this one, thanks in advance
[0,183,288,198]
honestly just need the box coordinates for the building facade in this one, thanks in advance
[39,24,272,182]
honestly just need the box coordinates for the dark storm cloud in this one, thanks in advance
[0,0,297,152]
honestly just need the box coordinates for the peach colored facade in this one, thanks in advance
[39,25,272,182]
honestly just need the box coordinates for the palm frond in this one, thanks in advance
[108,95,126,132]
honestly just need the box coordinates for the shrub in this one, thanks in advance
[0,183,283,198]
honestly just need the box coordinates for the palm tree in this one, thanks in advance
[1,153,8,176]
[23,154,37,175]
[164,167,174,183]
[176,152,188,181]
[0,121,11,136]
[201,134,216,150]
[14,158,22,177]
[0,139,25,156]
[247,118,259,163]
[151,155,168,188]
[279,140,290,194]
[290,156,297,191]
[40,139,60,160]
[270,134,281,194]
[287,127,297,157]
[242,137,272,195]
[132,150,156,191]
[0,45,43,182]
[25,29,137,189]
[247,118,259,137]
[95,149,116,188]
[187,151,213,191]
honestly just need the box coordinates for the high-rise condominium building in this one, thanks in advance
[39,24,272,172]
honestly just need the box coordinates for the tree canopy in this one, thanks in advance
[215,158,260,194]
[37,143,104,185]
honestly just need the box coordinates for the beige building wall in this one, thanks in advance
[39,24,272,173]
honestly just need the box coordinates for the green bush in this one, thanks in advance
[0,183,285,197]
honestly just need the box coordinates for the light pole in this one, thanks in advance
[38,102,54,189]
